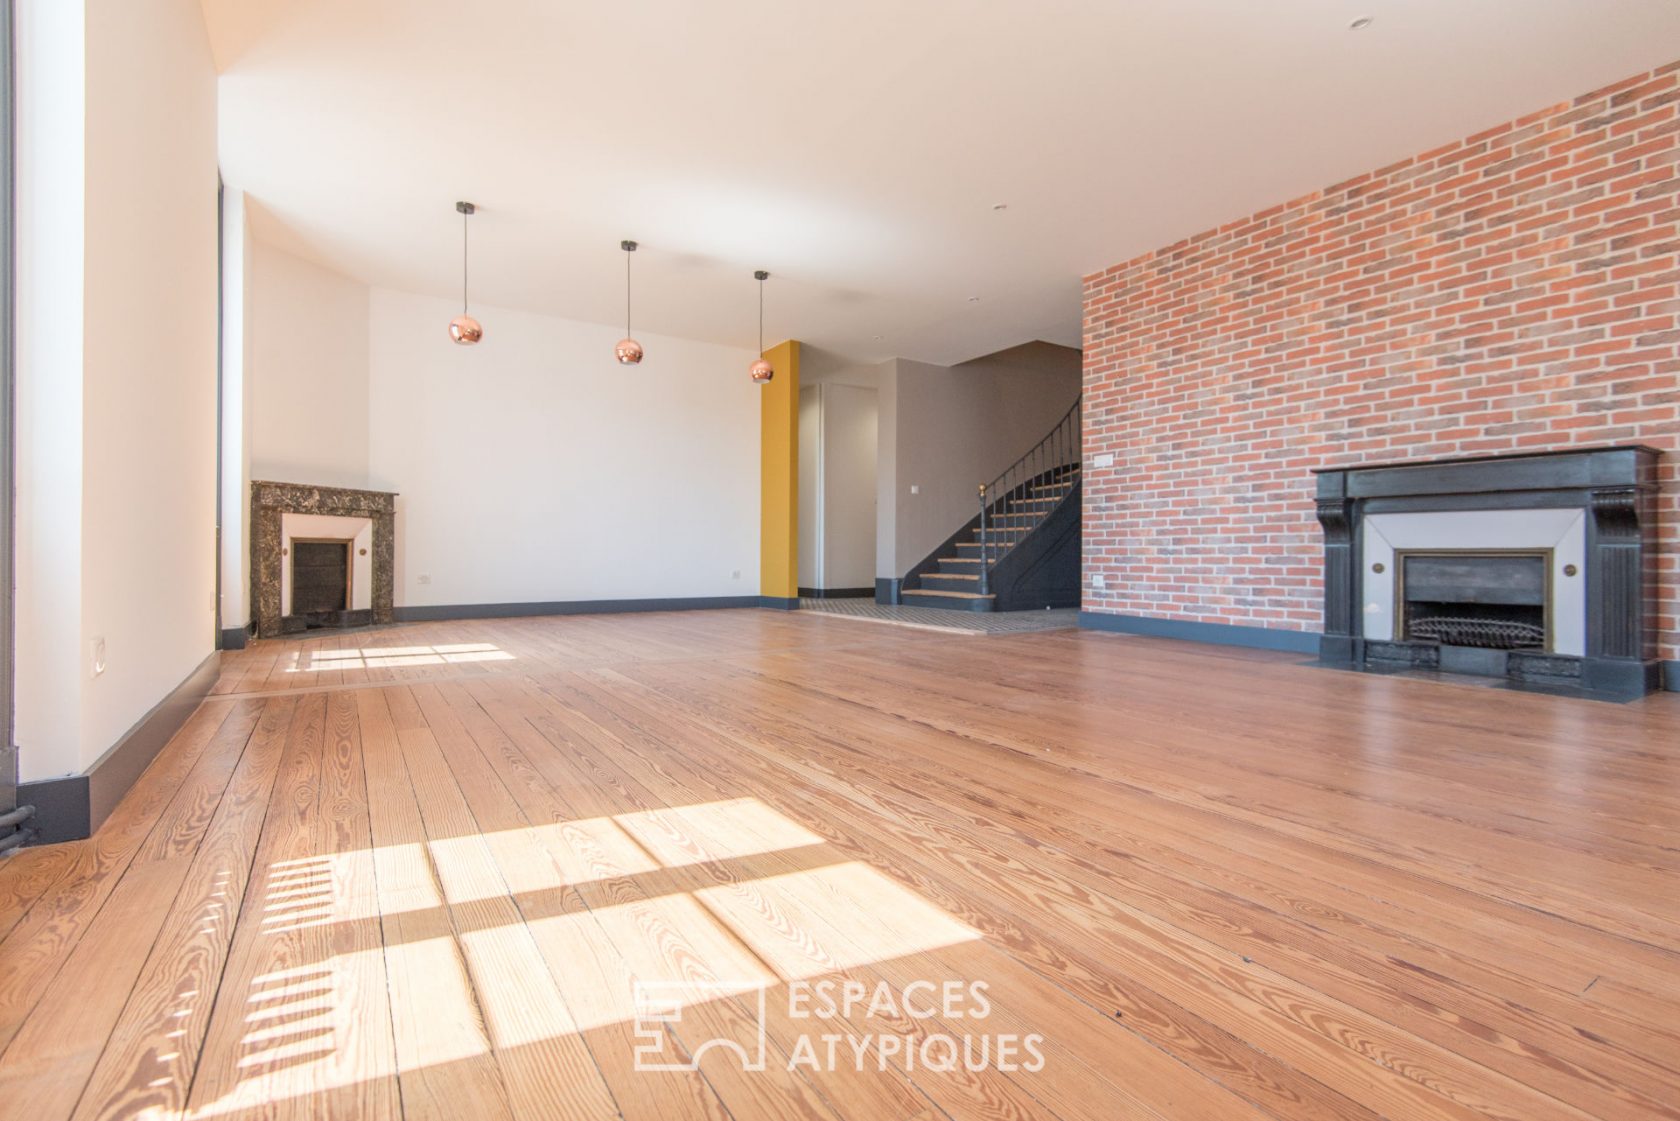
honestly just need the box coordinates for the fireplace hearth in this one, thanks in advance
[1315,446,1661,699]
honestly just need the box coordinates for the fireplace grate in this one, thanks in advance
[1406,615,1545,650]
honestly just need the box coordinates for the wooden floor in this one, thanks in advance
[1,610,1677,1121]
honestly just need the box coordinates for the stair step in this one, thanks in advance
[907,589,994,599]
[901,590,997,613]
[938,556,980,565]
[924,572,979,580]
[918,574,980,593]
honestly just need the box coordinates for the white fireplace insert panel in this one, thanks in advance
[280,512,374,617]
[1361,508,1586,656]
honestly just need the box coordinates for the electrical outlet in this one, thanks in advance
[1093,453,1114,468]
[732,570,741,580]
[417,574,431,585]
[90,637,108,678]
[1092,574,1106,590]
[910,484,920,495]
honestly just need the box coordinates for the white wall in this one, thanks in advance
[14,0,88,778]
[249,242,371,489]
[218,188,253,633]
[367,288,761,608]
[15,0,220,780]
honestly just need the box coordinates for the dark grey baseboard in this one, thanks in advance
[798,587,874,599]
[19,649,222,844]
[394,595,764,622]
[757,596,799,611]
[875,578,902,605]
[1078,611,1320,654]
[18,774,89,846]
[1665,660,1679,693]
[219,623,251,650]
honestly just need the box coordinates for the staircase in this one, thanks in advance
[900,397,1082,613]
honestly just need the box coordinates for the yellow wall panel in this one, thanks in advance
[759,340,799,601]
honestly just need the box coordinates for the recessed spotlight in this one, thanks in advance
[872,335,883,341]
[1349,15,1373,30]
[967,296,981,303]
[992,203,1008,211]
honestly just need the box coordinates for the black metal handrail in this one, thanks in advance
[978,396,1082,595]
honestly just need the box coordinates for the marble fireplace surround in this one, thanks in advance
[252,481,396,638]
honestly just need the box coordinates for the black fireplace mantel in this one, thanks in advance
[1314,445,1661,699]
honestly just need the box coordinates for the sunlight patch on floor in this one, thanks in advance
[191,796,981,1118]
[281,643,515,672]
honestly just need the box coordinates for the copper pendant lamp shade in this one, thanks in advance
[750,269,773,384]
[449,315,483,344]
[616,240,643,365]
[450,201,483,345]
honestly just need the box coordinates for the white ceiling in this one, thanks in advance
[205,0,1680,366]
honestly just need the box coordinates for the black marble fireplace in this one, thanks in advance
[1315,446,1661,699]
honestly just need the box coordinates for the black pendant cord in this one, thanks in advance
[461,209,469,314]
[625,248,632,337]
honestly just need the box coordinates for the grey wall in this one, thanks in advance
[820,384,878,589]
[798,376,883,591]
[801,342,1080,582]
[797,386,821,588]
[889,342,1080,575]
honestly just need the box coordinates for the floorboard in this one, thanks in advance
[2,609,1676,1120]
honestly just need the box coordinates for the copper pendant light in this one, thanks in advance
[448,201,484,345]
[615,240,644,365]
[749,269,774,384]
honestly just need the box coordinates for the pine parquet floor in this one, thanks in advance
[0,608,1676,1120]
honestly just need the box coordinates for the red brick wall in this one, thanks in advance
[1082,63,1680,662]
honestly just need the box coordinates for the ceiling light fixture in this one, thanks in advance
[750,270,774,384]
[992,203,1009,211]
[1349,16,1373,30]
[448,201,483,345]
[615,240,644,365]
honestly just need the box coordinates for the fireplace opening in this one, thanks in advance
[1399,552,1547,651]
[291,539,351,627]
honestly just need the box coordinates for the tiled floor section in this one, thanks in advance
[799,597,1079,634]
